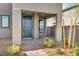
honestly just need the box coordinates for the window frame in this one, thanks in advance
[1,15,10,28]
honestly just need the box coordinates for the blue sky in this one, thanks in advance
[62,3,77,10]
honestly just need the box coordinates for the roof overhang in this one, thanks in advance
[63,4,79,12]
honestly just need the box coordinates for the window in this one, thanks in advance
[1,16,9,28]
[39,17,45,32]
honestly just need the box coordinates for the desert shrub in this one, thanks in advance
[55,47,64,54]
[72,46,79,56]
[43,37,54,48]
[7,45,20,55]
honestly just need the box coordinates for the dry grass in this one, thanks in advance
[43,48,73,56]
[43,48,64,56]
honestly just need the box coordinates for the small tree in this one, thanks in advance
[72,4,79,50]
[68,19,73,52]
[62,19,66,54]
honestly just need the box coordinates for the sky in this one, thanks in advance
[62,3,77,10]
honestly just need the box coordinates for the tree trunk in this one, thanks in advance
[72,17,76,50]
[62,19,66,54]
[68,19,73,52]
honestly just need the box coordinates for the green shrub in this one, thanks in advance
[7,45,20,55]
[43,37,54,48]
[72,46,79,56]
[56,47,64,54]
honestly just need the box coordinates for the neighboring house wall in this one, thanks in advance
[12,3,62,45]
[63,8,76,26]
[63,7,79,26]
[0,3,12,38]
[63,7,79,42]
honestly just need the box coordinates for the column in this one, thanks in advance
[55,13,62,41]
[12,8,21,45]
[33,13,39,39]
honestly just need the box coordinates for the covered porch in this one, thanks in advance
[21,10,57,39]
[12,3,62,45]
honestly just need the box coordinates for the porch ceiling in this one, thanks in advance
[22,10,56,18]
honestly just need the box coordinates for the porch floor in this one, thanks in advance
[21,39,44,51]
[21,36,55,51]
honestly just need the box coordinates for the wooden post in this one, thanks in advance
[72,17,76,51]
[68,19,73,52]
[62,19,66,54]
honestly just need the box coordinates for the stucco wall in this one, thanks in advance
[0,3,12,38]
[12,3,61,14]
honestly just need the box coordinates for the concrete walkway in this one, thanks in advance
[23,49,48,56]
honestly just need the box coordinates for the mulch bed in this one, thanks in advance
[8,51,27,56]
[42,41,73,56]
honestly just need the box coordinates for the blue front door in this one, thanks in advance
[23,16,32,38]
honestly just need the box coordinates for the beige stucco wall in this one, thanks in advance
[12,3,61,14]
[0,3,12,38]
[12,3,62,45]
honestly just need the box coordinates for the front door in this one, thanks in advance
[23,16,32,38]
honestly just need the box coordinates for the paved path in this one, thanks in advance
[22,49,48,56]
